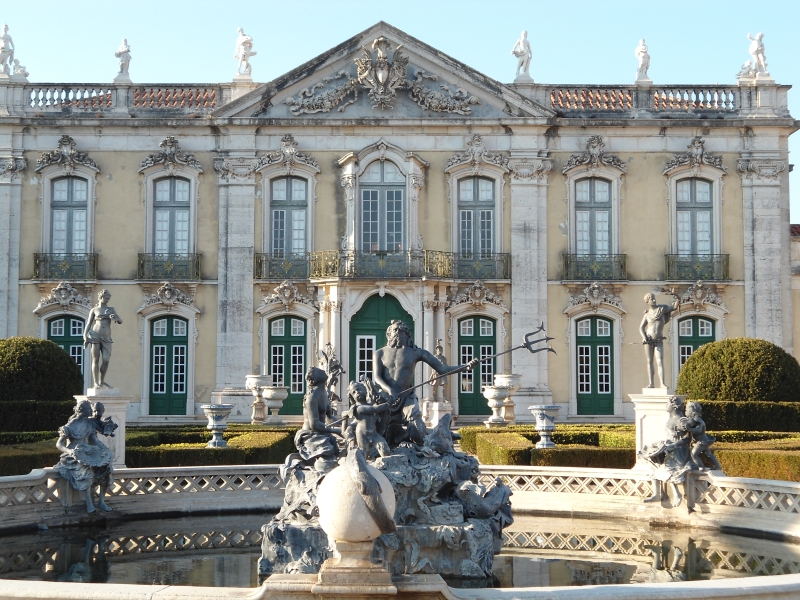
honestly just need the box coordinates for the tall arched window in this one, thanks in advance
[51,177,88,256]
[676,178,713,256]
[153,177,191,256]
[575,316,613,415]
[270,176,308,258]
[360,160,405,252]
[458,315,496,415]
[575,178,612,256]
[458,176,494,257]
[149,315,189,415]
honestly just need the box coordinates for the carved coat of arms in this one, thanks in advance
[355,36,408,109]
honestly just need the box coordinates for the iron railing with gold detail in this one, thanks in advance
[665,254,729,281]
[254,253,309,280]
[454,253,511,279]
[33,253,98,280]
[137,253,201,281]
[563,254,627,281]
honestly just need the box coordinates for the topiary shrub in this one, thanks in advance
[677,338,800,402]
[0,337,83,402]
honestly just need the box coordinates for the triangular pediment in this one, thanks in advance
[214,22,553,120]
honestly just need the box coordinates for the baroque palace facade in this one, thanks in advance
[0,22,796,424]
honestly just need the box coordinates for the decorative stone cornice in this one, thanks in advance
[562,136,626,174]
[0,156,26,180]
[139,283,196,312]
[509,157,553,180]
[680,280,727,311]
[256,134,319,173]
[213,156,262,182]
[35,136,99,173]
[450,280,506,309]
[565,282,625,313]
[139,136,203,173]
[445,135,509,172]
[663,137,726,175]
[737,158,786,181]
[260,280,317,311]
[34,282,91,312]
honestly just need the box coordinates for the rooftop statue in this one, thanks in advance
[11,59,28,79]
[635,39,651,82]
[114,39,131,82]
[748,32,768,75]
[55,400,118,514]
[84,290,123,389]
[639,291,679,389]
[511,30,532,81]
[234,28,256,78]
[0,24,14,75]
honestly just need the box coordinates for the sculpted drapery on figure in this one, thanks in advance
[0,24,14,75]
[635,39,650,81]
[84,290,122,389]
[234,28,257,77]
[114,39,131,76]
[639,291,679,389]
[511,31,532,79]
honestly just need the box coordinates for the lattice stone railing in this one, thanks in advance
[479,467,655,498]
[692,475,800,515]
[503,529,659,556]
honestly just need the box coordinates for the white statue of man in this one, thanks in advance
[635,39,651,82]
[0,24,15,75]
[747,32,768,75]
[115,39,131,76]
[511,31,532,80]
[234,28,257,78]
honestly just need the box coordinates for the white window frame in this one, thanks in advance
[665,164,725,256]
[258,159,318,255]
[39,163,99,256]
[668,304,728,389]
[338,138,429,252]
[564,162,624,256]
[256,299,318,388]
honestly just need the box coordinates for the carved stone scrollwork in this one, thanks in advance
[260,280,318,311]
[213,157,262,182]
[563,136,626,174]
[35,136,99,173]
[565,282,624,313]
[737,158,786,180]
[450,280,506,308]
[680,280,726,311]
[139,283,196,312]
[509,157,553,180]
[355,36,408,109]
[285,70,359,115]
[256,134,319,172]
[35,282,91,311]
[664,137,726,175]
[407,69,479,115]
[446,135,509,171]
[0,156,26,180]
[139,136,203,173]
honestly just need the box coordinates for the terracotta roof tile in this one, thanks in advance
[792,224,800,237]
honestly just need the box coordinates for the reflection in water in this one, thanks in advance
[1,513,799,588]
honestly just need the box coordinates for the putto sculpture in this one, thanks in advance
[84,290,123,389]
[511,30,533,81]
[639,291,679,389]
[55,400,118,514]
[234,28,257,79]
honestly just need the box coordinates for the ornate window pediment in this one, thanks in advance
[664,137,726,175]
[138,283,198,313]
[563,136,625,174]
[449,280,506,309]
[565,282,625,314]
[680,280,727,312]
[36,136,99,174]
[34,282,91,313]
[259,280,318,311]
[446,135,509,173]
[139,137,203,174]
[256,134,319,174]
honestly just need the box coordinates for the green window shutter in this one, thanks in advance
[457,315,496,415]
[576,316,614,415]
[149,316,189,415]
[268,315,306,415]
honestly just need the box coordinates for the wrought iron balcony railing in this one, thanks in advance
[563,254,627,281]
[308,250,511,280]
[138,253,201,281]
[665,254,729,281]
[33,253,98,280]
[254,253,309,280]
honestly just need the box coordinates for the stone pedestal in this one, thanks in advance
[428,400,454,430]
[629,388,685,468]
[78,389,130,468]
[310,541,397,596]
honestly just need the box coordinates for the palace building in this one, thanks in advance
[0,22,796,425]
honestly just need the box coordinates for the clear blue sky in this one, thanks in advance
[4,0,800,220]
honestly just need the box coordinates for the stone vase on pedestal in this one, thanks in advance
[245,374,271,425]
[629,388,686,469]
[482,385,512,429]
[529,404,561,449]
[494,373,522,425]
[201,404,234,447]
[262,386,288,426]
[78,389,131,468]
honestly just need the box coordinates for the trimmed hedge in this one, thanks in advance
[530,445,636,469]
[715,450,800,481]
[459,425,635,455]
[0,440,61,476]
[0,337,83,402]
[0,401,75,432]
[697,401,800,432]
[0,431,57,445]
[475,433,533,465]
[677,338,800,402]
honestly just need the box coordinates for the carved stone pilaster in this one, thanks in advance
[213,156,262,183]
[737,157,786,180]
[509,156,552,181]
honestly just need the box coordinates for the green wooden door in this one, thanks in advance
[349,294,414,385]
[678,316,715,371]
[457,316,496,415]
[149,316,188,415]
[267,315,306,415]
[576,316,614,415]
[47,316,85,375]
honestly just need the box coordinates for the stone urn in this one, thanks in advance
[245,374,271,425]
[482,385,512,429]
[493,373,522,424]
[262,385,289,426]
[200,403,234,448]
[529,404,561,449]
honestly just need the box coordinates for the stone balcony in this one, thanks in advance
[137,253,202,281]
[33,253,97,280]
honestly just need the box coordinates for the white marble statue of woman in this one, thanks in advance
[234,28,257,78]
[113,39,131,83]
[84,290,122,389]
[747,32,768,75]
[511,31,532,81]
[0,24,14,75]
[635,39,651,82]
